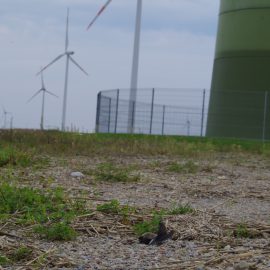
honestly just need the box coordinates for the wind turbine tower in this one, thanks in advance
[28,69,58,130]
[87,0,143,133]
[38,8,88,131]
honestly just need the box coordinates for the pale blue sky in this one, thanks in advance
[0,0,219,131]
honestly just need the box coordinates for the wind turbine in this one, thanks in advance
[87,0,143,133]
[2,106,12,129]
[38,8,88,131]
[28,69,58,130]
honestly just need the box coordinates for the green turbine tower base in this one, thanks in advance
[206,0,270,140]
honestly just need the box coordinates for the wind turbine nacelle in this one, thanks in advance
[67,51,75,55]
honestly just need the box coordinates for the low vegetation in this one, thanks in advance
[92,162,140,182]
[166,161,198,174]
[0,129,270,157]
[0,183,87,241]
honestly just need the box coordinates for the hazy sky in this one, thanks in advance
[0,0,219,132]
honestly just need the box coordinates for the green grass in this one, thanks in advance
[0,130,270,157]
[0,183,87,241]
[133,213,162,236]
[34,222,77,241]
[166,204,194,215]
[0,254,10,266]
[0,147,32,167]
[11,246,32,262]
[234,224,251,238]
[167,161,198,174]
[97,199,136,217]
[93,162,140,182]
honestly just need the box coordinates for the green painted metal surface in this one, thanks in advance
[207,0,270,139]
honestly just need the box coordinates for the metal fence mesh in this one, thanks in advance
[95,88,270,141]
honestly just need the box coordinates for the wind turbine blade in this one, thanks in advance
[45,90,58,98]
[36,54,65,75]
[87,0,113,30]
[69,56,89,75]
[65,8,69,52]
[41,69,45,89]
[27,90,42,103]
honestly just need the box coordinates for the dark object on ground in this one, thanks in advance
[139,232,157,245]
[149,221,174,246]
[138,221,174,246]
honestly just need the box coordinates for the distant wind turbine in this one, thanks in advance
[2,106,12,129]
[28,69,58,130]
[38,8,88,131]
[87,0,142,133]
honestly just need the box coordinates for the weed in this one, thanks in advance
[0,147,32,167]
[0,254,9,266]
[167,161,198,174]
[34,222,76,241]
[234,224,251,238]
[133,213,162,236]
[166,204,194,215]
[94,162,140,182]
[96,199,136,217]
[11,246,32,261]
[96,199,121,214]
[0,183,88,241]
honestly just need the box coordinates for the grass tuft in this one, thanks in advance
[133,213,162,236]
[167,161,198,174]
[34,222,77,241]
[93,162,140,182]
[166,204,194,215]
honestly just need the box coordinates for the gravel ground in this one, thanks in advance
[1,152,270,269]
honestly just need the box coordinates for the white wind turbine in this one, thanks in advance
[87,0,142,133]
[38,8,88,131]
[28,69,58,130]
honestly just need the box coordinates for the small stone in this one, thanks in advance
[234,262,252,270]
[70,171,84,178]
[224,245,231,251]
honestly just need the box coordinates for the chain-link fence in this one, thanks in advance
[96,88,209,136]
[95,88,270,141]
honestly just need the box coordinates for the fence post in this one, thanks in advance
[200,89,206,137]
[114,89,120,134]
[108,97,112,133]
[263,91,268,142]
[150,88,155,134]
[95,92,101,133]
[162,105,166,135]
